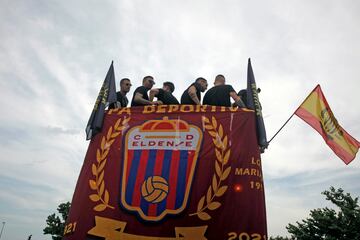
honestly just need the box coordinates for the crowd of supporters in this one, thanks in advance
[110,75,253,109]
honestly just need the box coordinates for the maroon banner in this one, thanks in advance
[64,105,267,240]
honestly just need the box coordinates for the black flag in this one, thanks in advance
[85,61,117,140]
[246,58,268,150]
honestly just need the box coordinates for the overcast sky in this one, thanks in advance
[0,0,359,239]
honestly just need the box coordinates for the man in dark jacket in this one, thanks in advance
[180,77,208,105]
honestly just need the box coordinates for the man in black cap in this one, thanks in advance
[131,76,162,106]
[180,77,208,105]
[149,81,179,105]
[203,74,245,107]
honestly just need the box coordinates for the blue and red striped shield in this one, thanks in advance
[120,117,203,221]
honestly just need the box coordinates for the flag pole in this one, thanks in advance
[267,112,296,144]
[267,84,320,144]
[0,222,5,239]
[267,100,308,144]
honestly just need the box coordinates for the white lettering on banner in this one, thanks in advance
[127,127,201,150]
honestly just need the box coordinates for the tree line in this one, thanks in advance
[44,187,360,240]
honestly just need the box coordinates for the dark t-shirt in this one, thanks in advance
[131,86,149,107]
[109,91,129,109]
[203,85,236,107]
[181,82,202,105]
[156,89,179,105]
[117,92,129,107]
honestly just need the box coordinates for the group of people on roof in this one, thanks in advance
[110,75,253,109]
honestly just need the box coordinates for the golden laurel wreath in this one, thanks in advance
[189,116,231,221]
[89,117,130,212]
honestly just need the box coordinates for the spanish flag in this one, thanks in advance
[295,85,360,164]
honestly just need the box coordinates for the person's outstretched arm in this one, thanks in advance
[149,88,159,102]
[230,92,246,108]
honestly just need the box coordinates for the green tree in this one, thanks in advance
[43,201,71,240]
[269,236,293,240]
[286,187,360,240]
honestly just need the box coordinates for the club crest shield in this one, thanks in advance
[121,117,203,221]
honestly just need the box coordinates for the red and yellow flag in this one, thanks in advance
[295,85,360,164]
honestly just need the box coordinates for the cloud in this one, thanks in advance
[44,125,80,135]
